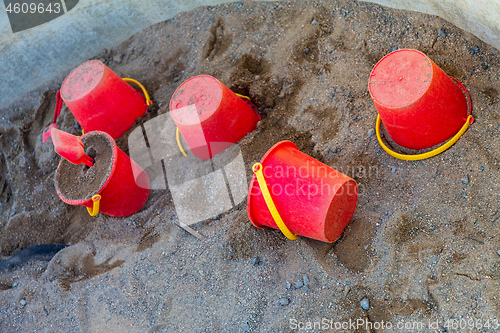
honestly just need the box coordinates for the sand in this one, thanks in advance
[1,0,500,332]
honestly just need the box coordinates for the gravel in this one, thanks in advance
[360,298,370,310]
[279,298,289,306]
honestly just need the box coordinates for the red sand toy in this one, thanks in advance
[54,131,150,217]
[170,75,260,160]
[50,128,94,167]
[247,141,358,243]
[369,49,473,160]
[44,60,150,142]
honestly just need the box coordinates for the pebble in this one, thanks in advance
[360,298,370,310]
[296,281,304,288]
[482,63,489,70]
[438,29,447,38]
[242,323,250,332]
[12,283,17,288]
[304,286,310,291]
[252,257,261,266]
[471,46,479,55]
[305,48,310,55]
[279,298,289,306]
[113,54,122,63]
[461,175,469,184]
[98,297,103,302]
[391,46,398,51]
[481,166,485,172]
[391,166,397,174]
[497,250,500,257]
[367,129,375,137]
[303,275,309,285]
[236,2,243,7]
[20,300,26,308]
[311,19,318,25]
[286,282,291,289]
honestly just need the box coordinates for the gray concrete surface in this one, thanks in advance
[0,0,499,109]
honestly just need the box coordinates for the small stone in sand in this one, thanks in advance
[252,257,261,266]
[279,298,289,306]
[360,298,370,310]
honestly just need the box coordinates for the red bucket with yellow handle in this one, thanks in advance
[54,131,150,217]
[369,49,473,160]
[247,141,358,243]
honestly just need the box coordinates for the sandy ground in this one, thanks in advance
[1,0,500,332]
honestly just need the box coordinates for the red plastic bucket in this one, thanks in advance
[247,141,358,243]
[54,131,150,217]
[169,75,260,160]
[369,49,468,150]
[60,60,148,139]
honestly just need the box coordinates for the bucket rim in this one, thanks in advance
[169,75,223,125]
[61,60,105,102]
[247,140,298,228]
[368,48,433,110]
[55,130,118,205]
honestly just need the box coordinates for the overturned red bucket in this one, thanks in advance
[54,131,150,217]
[59,60,149,139]
[169,75,260,160]
[247,141,358,243]
[369,49,471,152]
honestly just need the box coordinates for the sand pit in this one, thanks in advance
[1,0,500,331]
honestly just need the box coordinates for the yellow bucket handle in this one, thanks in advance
[376,115,474,161]
[87,194,101,217]
[235,93,251,101]
[176,127,188,157]
[252,163,299,240]
[123,78,152,106]
[375,76,473,161]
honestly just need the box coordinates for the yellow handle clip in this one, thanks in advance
[252,163,299,240]
[87,194,101,217]
[123,78,152,106]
